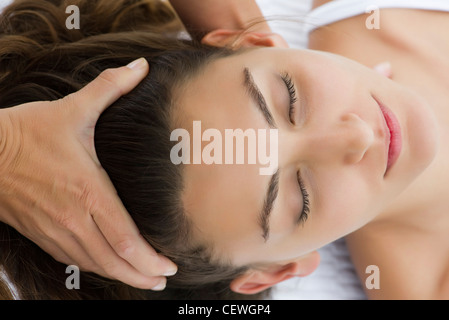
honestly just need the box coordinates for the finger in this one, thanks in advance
[28,236,74,267]
[73,216,167,290]
[35,232,167,290]
[65,58,149,116]
[91,176,178,278]
[32,233,112,281]
[38,228,164,288]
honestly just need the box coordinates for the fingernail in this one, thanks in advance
[373,61,391,76]
[151,279,166,291]
[163,267,177,277]
[127,58,147,70]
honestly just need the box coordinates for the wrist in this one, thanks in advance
[0,109,18,223]
[0,109,20,174]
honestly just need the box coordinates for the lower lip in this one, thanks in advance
[378,101,402,175]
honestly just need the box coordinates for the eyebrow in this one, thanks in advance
[243,67,277,129]
[242,67,280,241]
[259,169,280,241]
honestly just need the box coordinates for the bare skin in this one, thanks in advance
[308,1,449,299]
[3,0,447,299]
[173,3,449,299]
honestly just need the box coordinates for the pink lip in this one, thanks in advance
[375,97,402,176]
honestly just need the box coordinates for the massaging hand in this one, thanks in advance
[0,58,176,290]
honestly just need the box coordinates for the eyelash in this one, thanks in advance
[280,73,310,224]
[297,171,310,225]
[281,72,298,124]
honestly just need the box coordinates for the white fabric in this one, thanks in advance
[269,238,366,300]
[304,0,449,34]
[256,0,312,49]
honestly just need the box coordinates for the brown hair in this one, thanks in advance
[0,0,270,300]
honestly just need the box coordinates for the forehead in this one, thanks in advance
[175,50,276,264]
[176,48,271,127]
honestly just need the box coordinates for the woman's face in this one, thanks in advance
[176,47,438,267]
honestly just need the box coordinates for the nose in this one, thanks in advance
[286,113,375,166]
[337,113,375,164]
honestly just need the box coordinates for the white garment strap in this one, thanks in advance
[304,0,449,33]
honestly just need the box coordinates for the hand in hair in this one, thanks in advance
[0,59,177,291]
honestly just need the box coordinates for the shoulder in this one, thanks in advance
[346,224,448,299]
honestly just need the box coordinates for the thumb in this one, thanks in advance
[60,58,149,163]
[67,58,149,119]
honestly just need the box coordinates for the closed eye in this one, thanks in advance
[281,72,298,124]
[296,171,310,225]
[280,74,310,225]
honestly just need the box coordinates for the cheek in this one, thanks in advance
[312,170,380,237]
[297,52,360,93]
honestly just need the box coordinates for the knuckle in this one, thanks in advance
[61,93,76,109]
[76,180,98,214]
[58,92,81,116]
[53,213,80,234]
[113,237,136,259]
[98,69,124,96]
[101,260,121,279]
[46,181,97,235]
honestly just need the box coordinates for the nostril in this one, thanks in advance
[344,130,374,164]
[340,113,375,164]
[340,112,363,124]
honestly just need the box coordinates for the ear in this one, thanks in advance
[230,251,320,295]
[201,29,289,49]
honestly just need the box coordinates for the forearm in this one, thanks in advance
[0,109,19,224]
[169,0,271,39]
